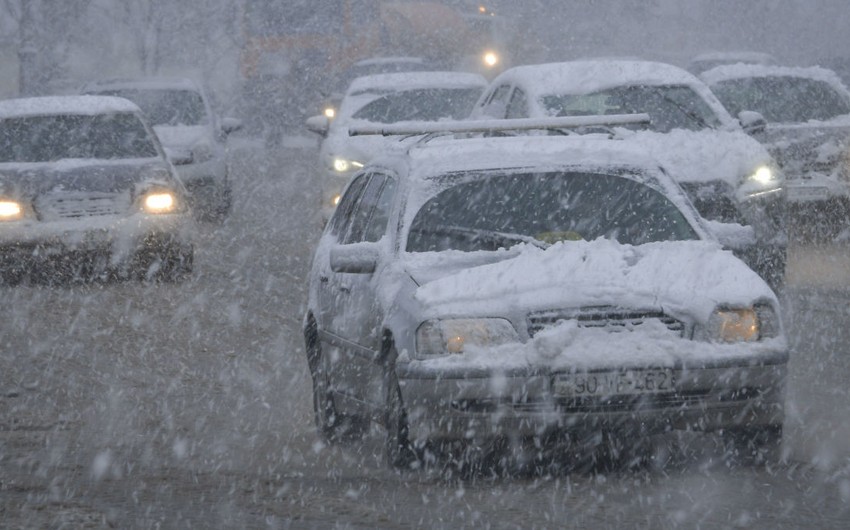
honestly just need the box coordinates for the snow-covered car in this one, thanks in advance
[306,71,487,221]
[303,120,788,469]
[319,57,436,119]
[471,60,786,285]
[701,64,850,217]
[686,51,776,75]
[0,96,194,284]
[82,78,241,222]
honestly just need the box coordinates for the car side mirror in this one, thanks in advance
[221,117,243,135]
[330,243,380,274]
[306,115,330,137]
[738,111,767,135]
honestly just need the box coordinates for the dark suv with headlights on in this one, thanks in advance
[0,96,194,284]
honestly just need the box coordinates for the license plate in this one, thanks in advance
[786,186,829,202]
[553,369,675,397]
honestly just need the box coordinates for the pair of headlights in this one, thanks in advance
[0,190,181,221]
[415,305,779,357]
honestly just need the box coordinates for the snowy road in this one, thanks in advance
[2,142,850,528]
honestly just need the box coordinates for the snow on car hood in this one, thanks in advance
[0,159,169,197]
[153,125,210,148]
[409,239,774,325]
[406,239,783,371]
[620,128,772,186]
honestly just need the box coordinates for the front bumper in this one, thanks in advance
[396,349,788,443]
[0,212,192,275]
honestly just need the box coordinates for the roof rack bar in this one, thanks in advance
[348,114,651,137]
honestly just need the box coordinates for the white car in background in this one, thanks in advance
[83,78,242,222]
[0,96,194,284]
[701,64,850,228]
[686,51,777,75]
[471,60,786,287]
[306,71,488,221]
[304,118,788,470]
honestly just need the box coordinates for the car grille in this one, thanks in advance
[527,307,685,337]
[35,191,132,221]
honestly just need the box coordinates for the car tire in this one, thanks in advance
[722,424,783,465]
[384,366,420,470]
[304,318,366,443]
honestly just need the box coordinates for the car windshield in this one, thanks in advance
[95,89,209,126]
[710,76,850,123]
[351,87,483,123]
[406,171,699,252]
[540,85,722,132]
[0,113,159,162]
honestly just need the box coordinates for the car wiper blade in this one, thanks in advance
[442,225,551,250]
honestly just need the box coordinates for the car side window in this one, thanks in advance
[342,173,390,244]
[506,88,529,119]
[328,173,370,239]
[480,84,513,118]
[362,176,397,243]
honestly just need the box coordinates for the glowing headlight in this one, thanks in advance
[323,106,336,119]
[483,51,500,68]
[0,200,23,221]
[143,192,177,214]
[750,166,774,185]
[709,308,759,343]
[416,318,518,357]
[332,158,364,173]
[331,194,342,207]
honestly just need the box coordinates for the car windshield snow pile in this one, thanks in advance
[541,85,722,132]
[0,113,158,162]
[351,88,483,123]
[406,171,699,252]
[710,76,850,123]
[96,89,208,126]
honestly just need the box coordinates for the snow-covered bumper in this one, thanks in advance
[396,348,787,443]
[0,212,193,273]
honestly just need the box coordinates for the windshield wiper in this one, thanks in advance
[439,225,551,250]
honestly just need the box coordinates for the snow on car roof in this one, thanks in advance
[699,63,850,93]
[82,77,201,93]
[498,60,711,99]
[690,51,776,64]
[348,71,488,95]
[0,95,142,119]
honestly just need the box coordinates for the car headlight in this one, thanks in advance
[141,190,179,214]
[739,165,782,197]
[416,318,519,357]
[483,50,500,68]
[0,199,24,221]
[323,106,336,119]
[331,157,364,173]
[703,303,780,343]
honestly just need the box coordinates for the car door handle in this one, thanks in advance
[319,276,329,283]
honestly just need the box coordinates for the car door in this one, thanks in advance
[328,172,398,414]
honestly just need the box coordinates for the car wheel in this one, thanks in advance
[304,318,366,443]
[722,424,783,465]
[384,367,420,470]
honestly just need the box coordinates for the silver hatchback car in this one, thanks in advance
[303,120,788,469]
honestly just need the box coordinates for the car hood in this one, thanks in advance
[756,118,850,177]
[620,128,773,186]
[0,159,170,198]
[407,239,774,325]
[153,125,210,148]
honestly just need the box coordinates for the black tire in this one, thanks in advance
[304,318,366,443]
[722,424,783,465]
[384,366,420,470]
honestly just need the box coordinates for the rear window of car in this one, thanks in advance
[406,171,698,252]
[351,87,483,123]
[710,76,850,123]
[0,113,159,162]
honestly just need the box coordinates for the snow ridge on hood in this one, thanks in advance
[412,239,774,324]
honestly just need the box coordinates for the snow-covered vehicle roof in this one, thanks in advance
[687,51,777,74]
[0,95,142,119]
[700,64,850,94]
[348,71,488,96]
[81,77,202,93]
[489,60,736,125]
